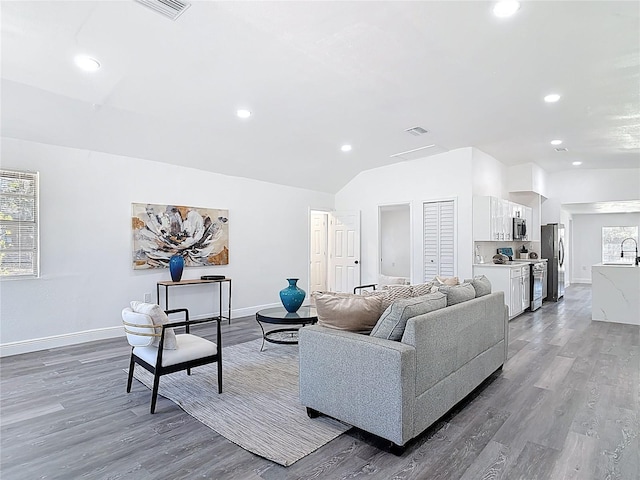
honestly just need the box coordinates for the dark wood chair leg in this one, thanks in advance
[126,355,136,393]
[187,368,191,376]
[150,373,161,414]
[217,358,222,393]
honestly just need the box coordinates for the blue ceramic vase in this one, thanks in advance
[169,254,184,282]
[279,278,306,313]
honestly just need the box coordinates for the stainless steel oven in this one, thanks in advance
[530,262,546,311]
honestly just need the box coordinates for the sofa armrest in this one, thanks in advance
[299,325,416,446]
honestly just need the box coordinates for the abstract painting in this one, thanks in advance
[132,203,229,269]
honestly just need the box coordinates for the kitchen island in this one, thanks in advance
[591,263,640,325]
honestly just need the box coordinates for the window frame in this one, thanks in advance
[0,168,40,279]
[601,225,638,264]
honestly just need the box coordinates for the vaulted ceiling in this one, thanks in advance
[1,1,639,194]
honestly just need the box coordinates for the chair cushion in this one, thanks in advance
[437,282,476,305]
[370,292,446,341]
[133,334,217,367]
[122,308,155,347]
[313,291,383,334]
[130,301,177,350]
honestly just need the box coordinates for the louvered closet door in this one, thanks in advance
[424,200,455,280]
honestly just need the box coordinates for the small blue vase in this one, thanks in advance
[279,278,306,313]
[169,254,184,282]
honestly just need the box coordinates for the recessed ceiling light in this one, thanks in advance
[544,93,561,103]
[341,144,352,152]
[550,140,563,146]
[493,1,520,18]
[236,109,252,118]
[572,161,582,166]
[74,55,101,72]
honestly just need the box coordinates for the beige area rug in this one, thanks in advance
[130,339,350,466]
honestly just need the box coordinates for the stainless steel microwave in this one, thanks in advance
[513,217,527,240]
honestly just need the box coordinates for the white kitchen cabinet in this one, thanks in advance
[510,266,523,317]
[474,264,529,319]
[473,196,535,242]
[473,196,513,241]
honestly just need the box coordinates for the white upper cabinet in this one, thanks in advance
[473,196,515,241]
[473,196,534,242]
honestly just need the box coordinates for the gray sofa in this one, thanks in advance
[299,291,508,449]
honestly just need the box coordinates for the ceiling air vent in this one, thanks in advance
[135,0,191,20]
[555,147,569,152]
[405,126,429,136]
[390,144,448,161]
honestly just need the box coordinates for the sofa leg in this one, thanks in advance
[387,441,405,456]
[306,407,320,419]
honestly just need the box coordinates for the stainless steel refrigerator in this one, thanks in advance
[541,223,565,301]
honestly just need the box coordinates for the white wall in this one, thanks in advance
[507,162,548,197]
[472,148,508,198]
[336,148,475,285]
[542,168,640,225]
[571,212,640,283]
[0,138,334,354]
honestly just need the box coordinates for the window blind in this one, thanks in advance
[0,169,39,278]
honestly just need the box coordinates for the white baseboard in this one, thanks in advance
[572,278,592,284]
[0,326,124,358]
[0,304,283,357]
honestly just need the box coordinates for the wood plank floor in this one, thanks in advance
[1,284,638,479]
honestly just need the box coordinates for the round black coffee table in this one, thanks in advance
[255,306,317,351]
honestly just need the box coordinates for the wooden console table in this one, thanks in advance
[156,278,232,324]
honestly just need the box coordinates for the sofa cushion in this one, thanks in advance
[312,292,383,334]
[436,282,476,305]
[465,275,492,297]
[130,301,178,349]
[370,292,446,341]
[434,276,459,286]
[378,274,410,287]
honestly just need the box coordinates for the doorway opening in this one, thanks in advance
[378,204,411,281]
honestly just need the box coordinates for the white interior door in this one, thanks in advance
[328,211,361,293]
[424,200,456,281]
[309,212,328,293]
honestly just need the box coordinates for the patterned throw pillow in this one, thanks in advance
[380,285,414,311]
[410,282,435,297]
[130,301,178,349]
[436,282,476,305]
[370,292,447,341]
[312,292,383,334]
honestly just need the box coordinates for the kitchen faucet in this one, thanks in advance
[620,238,639,265]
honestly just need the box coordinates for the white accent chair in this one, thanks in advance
[122,307,222,413]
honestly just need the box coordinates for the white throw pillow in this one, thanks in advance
[130,301,178,349]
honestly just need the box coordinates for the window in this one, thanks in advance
[0,169,39,278]
[602,226,638,264]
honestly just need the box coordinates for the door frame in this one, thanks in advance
[378,202,413,282]
[308,208,331,295]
